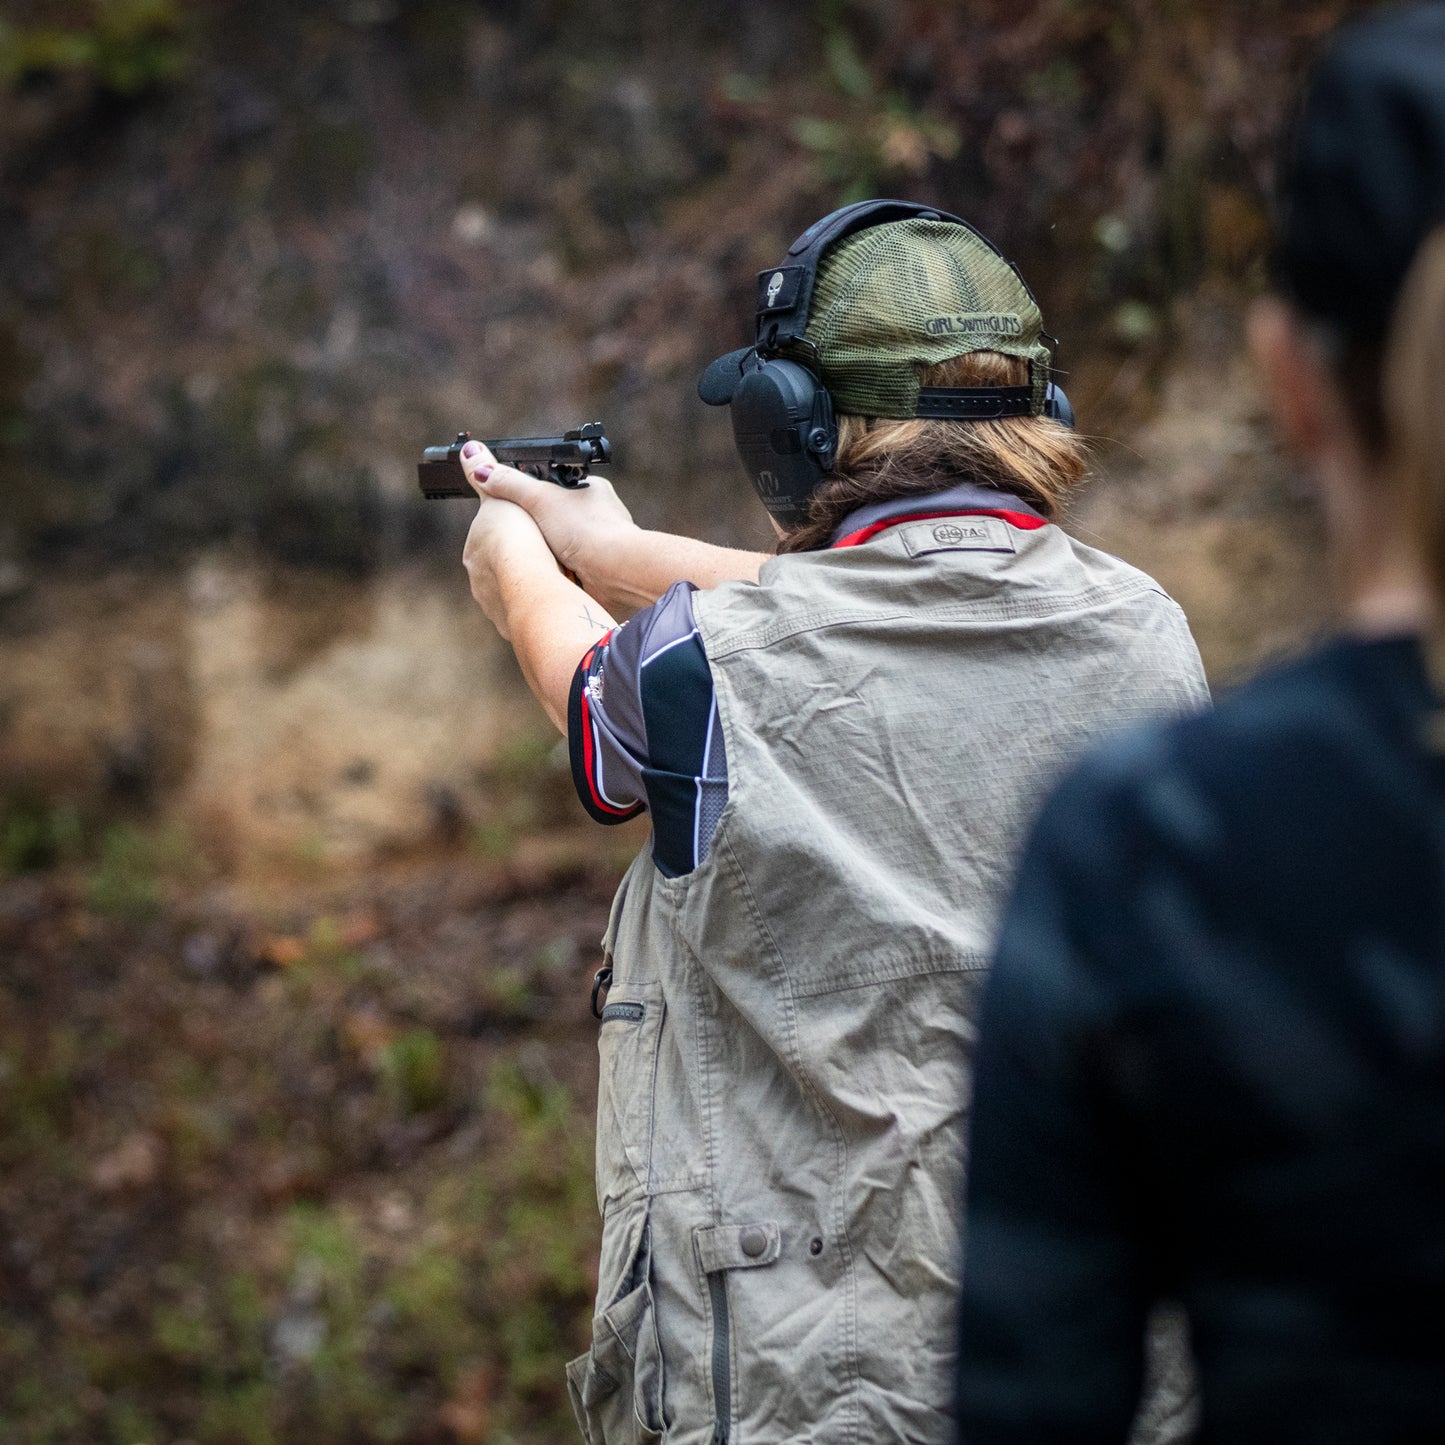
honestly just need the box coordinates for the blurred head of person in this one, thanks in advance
[700,213,1089,553]
[1250,1,1445,652]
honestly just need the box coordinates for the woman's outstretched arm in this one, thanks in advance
[472,455,768,617]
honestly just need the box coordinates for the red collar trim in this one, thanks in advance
[831,507,1047,550]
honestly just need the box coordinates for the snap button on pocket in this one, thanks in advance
[694,1221,782,1273]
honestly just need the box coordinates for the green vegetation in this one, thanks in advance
[0,781,608,1443]
[0,1026,82,1174]
[788,11,961,203]
[0,1027,598,1444]
[63,1067,593,1443]
[0,796,82,874]
[0,794,207,923]
[380,1028,447,1115]
[0,0,188,97]
[470,727,576,862]
[83,822,185,918]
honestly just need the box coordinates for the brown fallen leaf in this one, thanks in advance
[439,1362,494,1443]
[340,909,383,948]
[91,1131,162,1192]
[259,934,307,968]
[342,1006,396,1067]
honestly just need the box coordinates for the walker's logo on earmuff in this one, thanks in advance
[924,313,1023,337]
[766,272,785,307]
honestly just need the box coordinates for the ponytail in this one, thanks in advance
[1383,225,1445,697]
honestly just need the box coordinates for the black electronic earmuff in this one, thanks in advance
[727,356,838,520]
[697,199,1074,528]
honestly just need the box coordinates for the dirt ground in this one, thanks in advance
[0,823,650,1443]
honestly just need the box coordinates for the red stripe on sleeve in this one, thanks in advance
[577,640,642,819]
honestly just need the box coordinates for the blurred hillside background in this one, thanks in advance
[0,1,1382,1442]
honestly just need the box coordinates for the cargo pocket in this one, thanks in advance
[693,1222,782,1445]
[595,979,664,1212]
[566,1229,667,1445]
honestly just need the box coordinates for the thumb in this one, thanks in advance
[477,462,553,516]
[459,438,497,495]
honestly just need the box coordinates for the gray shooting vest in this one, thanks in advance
[566,516,1209,1445]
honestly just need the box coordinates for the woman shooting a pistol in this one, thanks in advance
[458,202,1207,1445]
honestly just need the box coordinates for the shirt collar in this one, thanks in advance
[828,482,1046,549]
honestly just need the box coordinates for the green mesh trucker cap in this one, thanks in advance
[699,216,1055,418]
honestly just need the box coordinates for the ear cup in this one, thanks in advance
[729,359,836,527]
[1044,382,1075,429]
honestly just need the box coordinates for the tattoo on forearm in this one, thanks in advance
[579,605,608,633]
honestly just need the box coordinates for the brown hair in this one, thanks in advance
[1384,225,1445,689]
[777,351,1089,554]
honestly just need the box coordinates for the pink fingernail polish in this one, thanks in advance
[461,440,481,459]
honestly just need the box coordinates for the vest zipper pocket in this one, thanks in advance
[707,1270,731,1445]
[594,981,664,1210]
[600,1000,645,1024]
[693,1222,779,1445]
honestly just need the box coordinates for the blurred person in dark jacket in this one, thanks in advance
[954,6,1445,1443]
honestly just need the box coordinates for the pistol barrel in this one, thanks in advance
[417,423,610,498]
